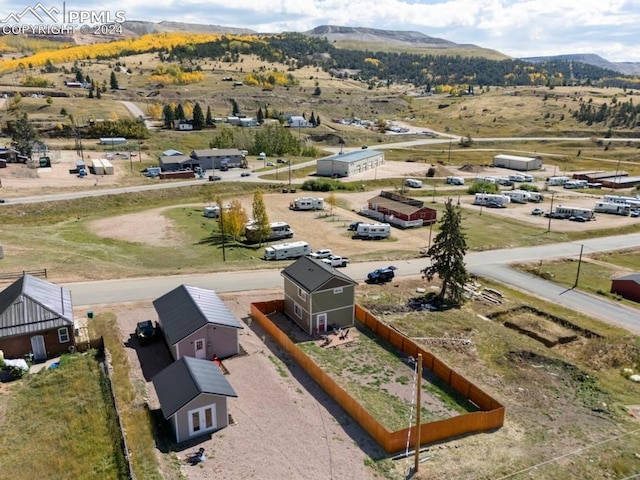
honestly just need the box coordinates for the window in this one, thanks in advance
[333,287,343,294]
[58,327,70,343]
[294,303,302,318]
[188,405,217,436]
[297,287,307,300]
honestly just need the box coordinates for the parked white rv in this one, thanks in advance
[355,223,391,239]
[446,176,465,185]
[594,202,631,216]
[508,174,526,182]
[553,205,595,220]
[264,241,311,260]
[563,180,588,189]
[405,178,423,188]
[473,193,511,207]
[603,195,640,208]
[203,206,221,218]
[503,190,531,204]
[289,197,324,211]
[548,176,570,186]
[527,192,544,202]
[246,221,294,242]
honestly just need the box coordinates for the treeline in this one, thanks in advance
[210,124,319,157]
[572,97,640,128]
[164,33,640,89]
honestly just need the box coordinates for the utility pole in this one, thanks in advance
[413,353,423,474]
[547,191,555,233]
[573,244,584,288]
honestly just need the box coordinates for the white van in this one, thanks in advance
[405,178,423,188]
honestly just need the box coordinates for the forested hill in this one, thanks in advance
[167,33,640,89]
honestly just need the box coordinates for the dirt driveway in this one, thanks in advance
[96,292,387,480]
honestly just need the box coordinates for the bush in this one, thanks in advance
[301,178,352,192]
[518,183,540,192]
[467,181,498,194]
[426,167,436,178]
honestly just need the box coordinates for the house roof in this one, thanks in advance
[281,256,357,293]
[0,275,73,339]
[153,356,237,419]
[367,191,432,216]
[191,148,242,158]
[153,285,243,346]
[319,150,382,164]
[613,273,640,284]
[159,155,196,166]
[162,149,184,156]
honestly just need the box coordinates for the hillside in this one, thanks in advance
[120,20,255,36]
[522,53,640,75]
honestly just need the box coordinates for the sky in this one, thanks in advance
[2,0,640,62]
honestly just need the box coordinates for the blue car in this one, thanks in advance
[366,266,397,284]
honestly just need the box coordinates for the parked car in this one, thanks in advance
[348,221,364,231]
[309,249,333,259]
[631,210,640,218]
[531,208,545,216]
[240,172,251,177]
[569,216,588,222]
[209,175,222,181]
[277,158,288,164]
[135,320,158,345]
[0,199,5,204]
[366,266,397,284]
[486,202,505,209]
[266,162,275,167]
[361,145,368,149]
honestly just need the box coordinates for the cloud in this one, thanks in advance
[1,0,639,61]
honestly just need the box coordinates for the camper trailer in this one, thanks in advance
[503,190,531,204]
[203,206,220,218]
[264,241,311,260]
[246,221,294,242]
[548,176,570,186]
[405,178,423,188]
[354,223,391,239]
[594,202,631,216]
[446,176,465,185]
[289,197,324,211]
[552,205,595,220]
[563,180,588,189]
[527,192,544,202]
[473,193,511,207]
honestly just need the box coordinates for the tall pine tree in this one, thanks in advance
[422,198,468,306]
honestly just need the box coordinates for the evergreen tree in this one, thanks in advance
[110,71,119,90]
[10,113,38,159]
[192,102,205,129]
[96,89,101,99]
[309,111,316,125]
[421,199,468,306]
[257,107,264,125]
[206,106,213,125]
[175,103,185,121]
[315,114,321,126]
[162,104,175,128]
[88,87,94,98]
[230,99,240,116]
[251,191,271,245]
[264,105,269,119]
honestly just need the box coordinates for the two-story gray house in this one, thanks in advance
[281,257,357,335]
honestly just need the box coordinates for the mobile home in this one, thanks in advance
[355,223,391,239]
[548,176,570,186]
[446,176,465,185]
[473,193,511,207]
[553,205,595,220]
[264,241,311,260]
[594,202,631,216]
[503,190,531,204]
[289,197,324,211]
[246,221,294,242]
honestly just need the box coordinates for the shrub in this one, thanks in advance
[467,181,498,194]
[426,167,436,177]
[301,178,352,192]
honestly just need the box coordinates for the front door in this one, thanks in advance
[316,313,327,333]
[30,335,46,362]
[188,405,217,437]
[194,338,206,359]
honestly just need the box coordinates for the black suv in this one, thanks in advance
[366,266,397,284]
[135,320,158,345]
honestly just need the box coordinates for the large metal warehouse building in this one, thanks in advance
[316,150,385,178]
[493,154,543,171]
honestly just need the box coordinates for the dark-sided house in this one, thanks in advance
[190,149,245,170]
[362,190,437,228]
[153,285,243,361]
[152,356,237,443]
[0,275,75,361]
[158,154,201,172]
[611,274,640,303]
[281,256,357,335]
[0,147,28,163]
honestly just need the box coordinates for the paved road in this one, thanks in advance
[66,233,640,334]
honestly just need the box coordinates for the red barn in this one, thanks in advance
[611,274,640,303]
[363,190,437,228]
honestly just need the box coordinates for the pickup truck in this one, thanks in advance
[321,256,349,268]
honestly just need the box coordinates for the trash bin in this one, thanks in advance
[87,311,94,319]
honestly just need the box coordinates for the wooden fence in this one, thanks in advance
[0,269,48,282]
[251,300,505,453]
